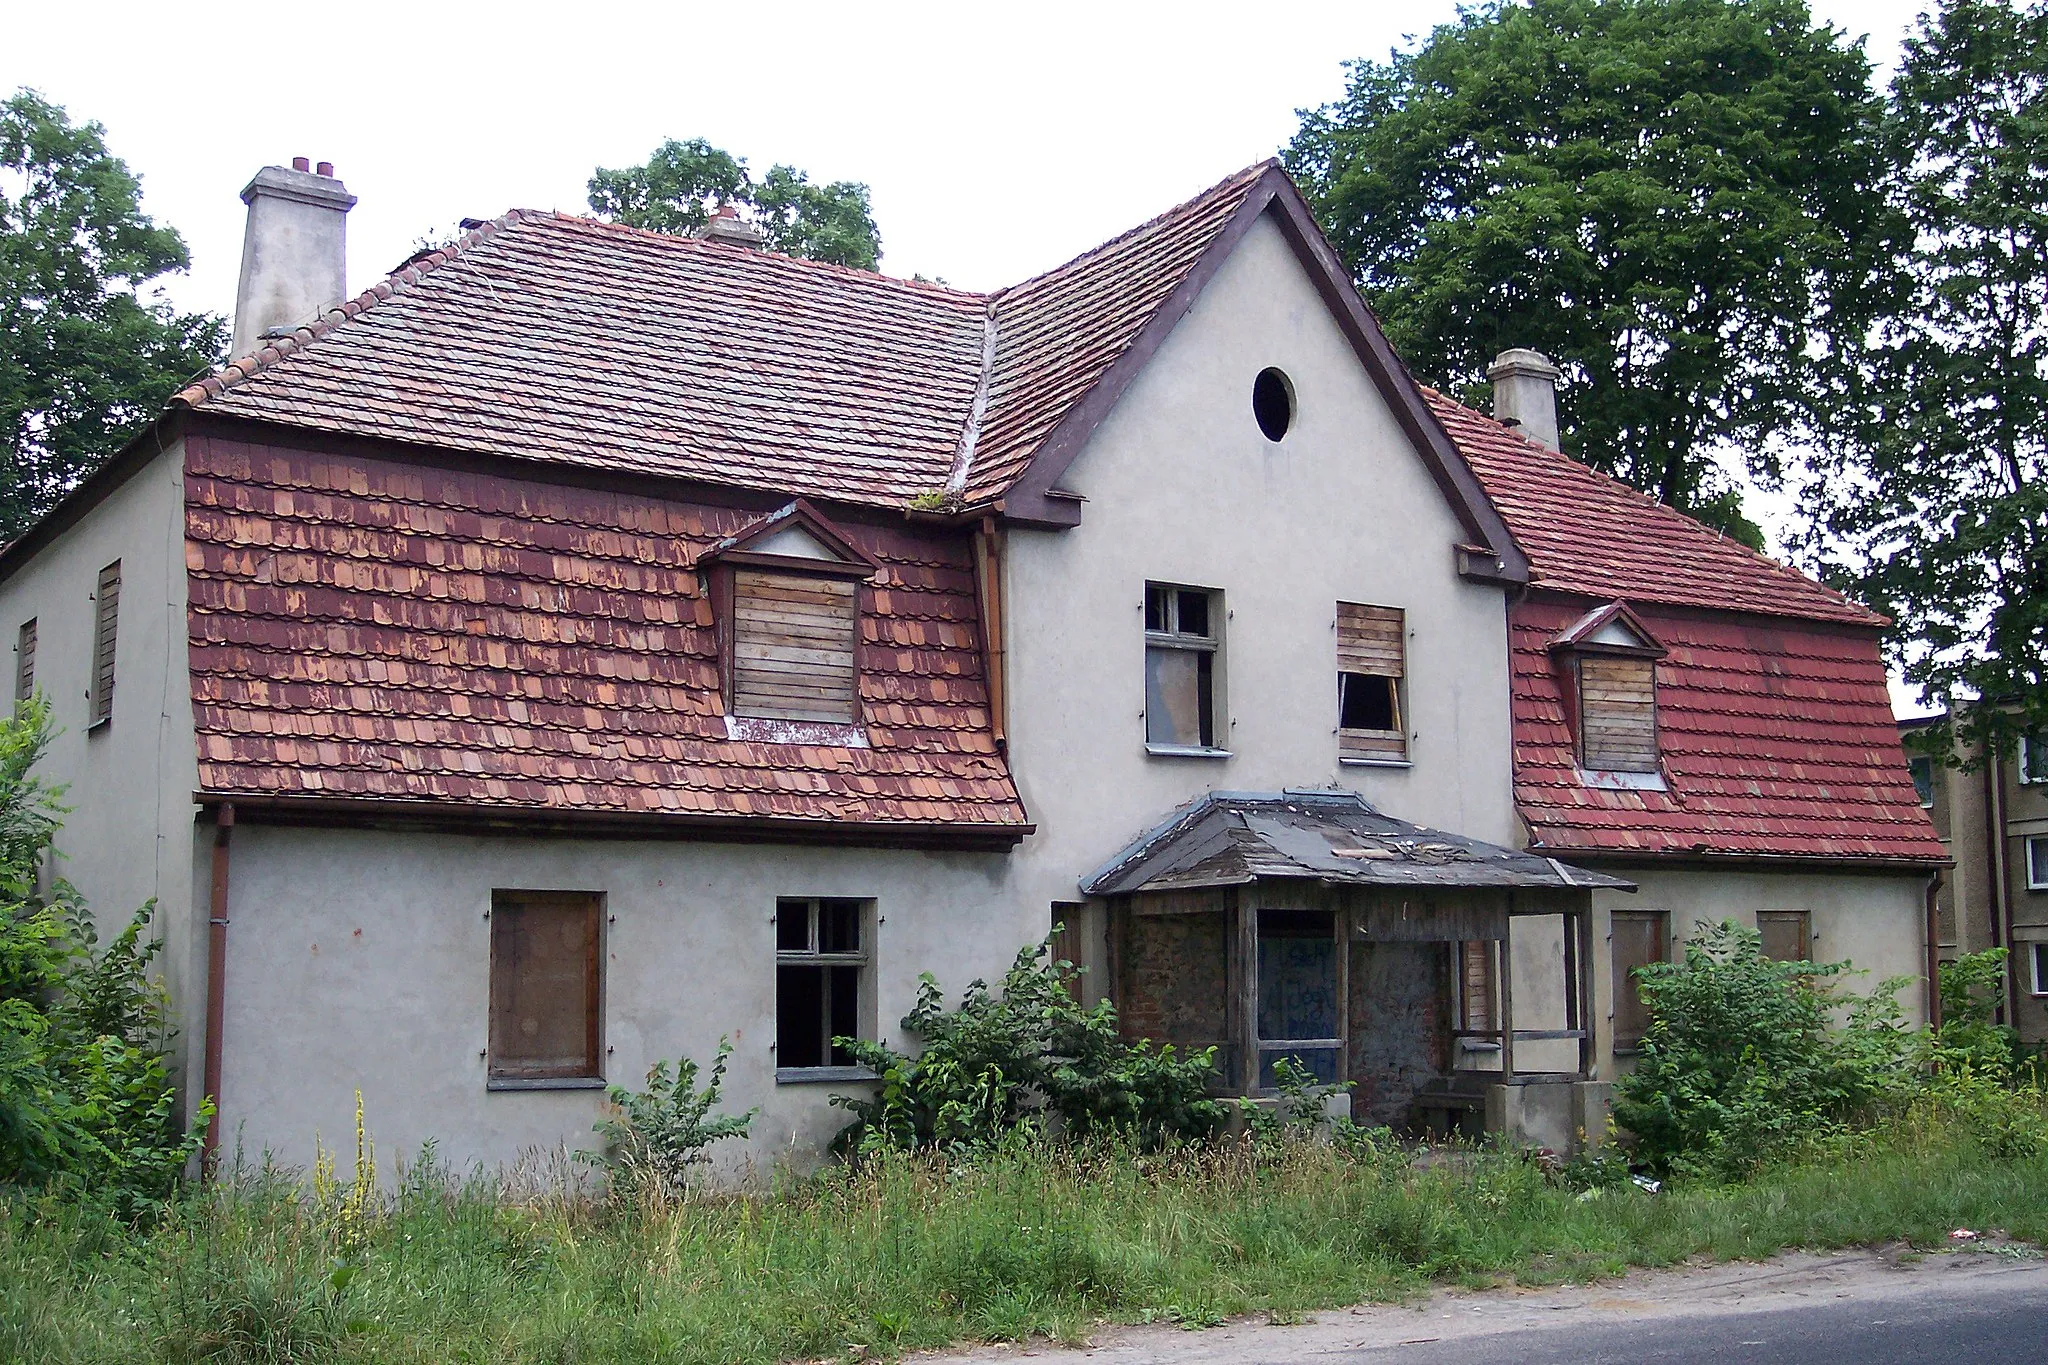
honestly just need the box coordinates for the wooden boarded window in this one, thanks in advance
[1610,910,1668,1051]
[88,562,119,727]
[14,619,34,704]
[1577,654,1657,772]
[1457,940,1497,1034]
[731,570,859,724]
[1757,910,1811,963]
[488,891,602,1082]
[1337,602,1405,761]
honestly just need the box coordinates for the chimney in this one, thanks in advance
[1486,348,1562,451]
[231,160,357,358]
[693,201,767,249]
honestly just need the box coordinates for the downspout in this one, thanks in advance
[973,515,1008,747]
[200,803,234,1175]
[1984,748,2012,1024]
[1925,870,1943,1030]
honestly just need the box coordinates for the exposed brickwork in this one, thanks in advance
[185,433,1025,829]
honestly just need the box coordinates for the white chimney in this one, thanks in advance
[1487,348,1562,451]
[231,158,357,358]
[693,202,767,249]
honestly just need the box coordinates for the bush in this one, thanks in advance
[832,941,1226,1154]
[1612,920,1909,1178]
[0,700,204,1212]
[580,1039,756,1199]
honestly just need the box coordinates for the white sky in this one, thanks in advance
[5,0,1938,709]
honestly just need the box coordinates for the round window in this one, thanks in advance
[1253,367,1294,441]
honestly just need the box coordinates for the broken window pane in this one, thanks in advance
[1339,672,1397,731]
[1175,589,1211,638]
[818,898,862,953]
[1256,909,1339,1088]
[777,897,871,1072]
[1146,645,1213,747]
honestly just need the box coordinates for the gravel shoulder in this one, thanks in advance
[915,1244,2048,1365]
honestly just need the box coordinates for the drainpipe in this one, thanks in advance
[1924,871,1943,1030]
[200,803,234,1175]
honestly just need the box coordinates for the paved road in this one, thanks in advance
[922,1248,2048,1365]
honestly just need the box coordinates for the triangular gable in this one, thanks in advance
[982,163,1529,586]
[696,498,877,577]
[1548,600,1665,656]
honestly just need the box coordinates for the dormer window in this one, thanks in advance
[700,500,878,738]
[1549,601,1665,777]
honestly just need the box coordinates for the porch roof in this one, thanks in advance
[1081,790,1634,896]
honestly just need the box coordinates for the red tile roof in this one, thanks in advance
[1421,393,1939,863]
[1425,391,1880,625]
[1509,598,1943,862]
[185,432,1026,835]
[174,166,1271,516]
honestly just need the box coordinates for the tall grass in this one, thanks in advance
[3,1105,2045,1365]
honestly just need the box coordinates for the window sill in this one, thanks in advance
[1145,744,1233,760]
[1339,756,1412,769]
[487,1076,609,1092]
[87,717,110,734]
[725,715,869,748]
[1458,1039,1502,1053]
[776,1065,878,1085]
[1577,767,1668,793]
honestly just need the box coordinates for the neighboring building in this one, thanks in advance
[0,157,1939,1170]
[1901,712,2048,1042]
[1426,377,1949,1065]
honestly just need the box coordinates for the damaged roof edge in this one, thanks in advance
[1082,789,1631,897]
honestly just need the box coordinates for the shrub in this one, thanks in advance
[832,941,1226,1154]
[0,700,204,1212]
[1929,948,2018,1075]
[1612,919,1909,1178]
[580,1039,756,1199]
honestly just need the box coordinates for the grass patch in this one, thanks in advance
[3,1112,2044,1365]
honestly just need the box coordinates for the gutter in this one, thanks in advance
[200,803,234,1176]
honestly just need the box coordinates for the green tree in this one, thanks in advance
[1285,0,1898,542]
[1796,0,2048,759]
[1,90,225,540]
[588,138,881,270]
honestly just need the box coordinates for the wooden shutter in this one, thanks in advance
[89,562,120,726]
[1338,602,1405,760]
[489,891,601,1080]
[1610,910,1668,1050]
[731,570,859,724]
[1756,910,1811,963]
[14,619,35,704]
[1578,654,1656,772]
[1459,940,1495,1033]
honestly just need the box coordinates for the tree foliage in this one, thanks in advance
[588,137,882,270]
[0,699,204,1212]
[1285,0,1897,542]
[0,90,224,540]
[1795,0,2048,758]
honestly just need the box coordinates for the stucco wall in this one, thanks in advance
[1589,866,1932,1074]
[215,824,1014,1173]
[0,444,200,1078]
[1002,211,1517,994]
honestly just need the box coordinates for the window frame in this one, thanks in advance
[1337,601,1408,766]
[1251,907,1343,1093]
[1143,582,1226,757]
[486,889,605,1089]
[1756,909,1813,963]
[14,618,34,705]
[2023,734,2048,786]
[1609,909,1670,1054]
[2032,942,2048,998]
[1908,753,1935,808]
[774,896,875,1082]
[1574,651,1660,774]
[2027,836,2048,892]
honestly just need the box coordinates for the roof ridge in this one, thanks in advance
[540,210,990,302]
[988,159,1275,304]
[174,210,535,410]
[1421,386,1877,623]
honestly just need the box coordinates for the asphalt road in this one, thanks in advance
[923,1248,2048,1365]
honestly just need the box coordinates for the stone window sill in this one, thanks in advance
[487,1076,609,1092]
[1144,744,1233,760]
[776,1065,878,1085]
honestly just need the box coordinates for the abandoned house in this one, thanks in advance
[0,156,1942,1169]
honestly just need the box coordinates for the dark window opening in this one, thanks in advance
[1339,672,1397,731]
[1252,367,1294,442]
[1255,908,1340,1089]
[776,897,870,1072]
[1908,754,1935,807]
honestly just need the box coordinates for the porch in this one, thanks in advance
[1080,790,1632,1150]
